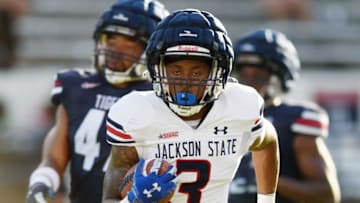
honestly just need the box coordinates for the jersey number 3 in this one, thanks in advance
[177,159,210,203]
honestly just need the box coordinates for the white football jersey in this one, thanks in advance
[106,83,265,203]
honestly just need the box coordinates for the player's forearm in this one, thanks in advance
[102,199,121,203]
[103,166,128,201]
[103,146,139,201]
[252,121,279,194]
[103,196,131,203]
[277,176,340,203]
[40,104,70,175]
[252,139,279,194]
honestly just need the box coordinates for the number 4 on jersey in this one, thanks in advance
[74,109,105,171]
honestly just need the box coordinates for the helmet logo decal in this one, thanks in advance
[178,45,200,52]
[166,45,210,53]
[81,82,101,89]
[113,13,129,22]
[240,43,255,52]
[264,29,274,43]
[179,30,198,38]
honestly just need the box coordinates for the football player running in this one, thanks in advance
[103,9,280,203]
[228,29,341,203]
[25,0,168,203]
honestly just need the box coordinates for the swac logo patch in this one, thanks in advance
[159,131,179,139]
[214,126,228,135]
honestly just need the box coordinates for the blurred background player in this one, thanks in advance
[103,9,279,203]
[228,28,341,203]
[24,0,168,202]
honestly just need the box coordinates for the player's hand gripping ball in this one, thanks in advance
[119,158,176,203]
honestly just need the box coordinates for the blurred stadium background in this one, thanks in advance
[0,0,359,202]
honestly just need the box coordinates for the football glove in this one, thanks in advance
[127,158,176,203]
[25,182,55,203]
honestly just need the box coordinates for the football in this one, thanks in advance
[119,159,174,203]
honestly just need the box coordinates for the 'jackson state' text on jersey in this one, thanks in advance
[106,83,265,203]
[228,99,329,203]
[51,69,152,203]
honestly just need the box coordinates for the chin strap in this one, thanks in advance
[104,66,149,85]
[168,103,204,117]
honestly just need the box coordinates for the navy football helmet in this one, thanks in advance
[233,28,300,93]
[146,9,234,116]
[93,0,168,85]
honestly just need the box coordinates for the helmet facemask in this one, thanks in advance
[152,46,226,117]
[266,75,284,99]
[94,28,149,85]
[234,53,289,98]
[92,0,169,85]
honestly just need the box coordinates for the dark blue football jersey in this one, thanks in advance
[51,69,152,203]
[228,99,328,203]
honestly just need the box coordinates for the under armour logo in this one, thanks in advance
[214,126,228,135]
[143,182,161,198]
[179,30,198,37]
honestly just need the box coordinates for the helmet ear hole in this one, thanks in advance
[93,33,108,73]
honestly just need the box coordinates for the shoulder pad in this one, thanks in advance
[285,99,329,138]
[223,83,264,120]
[51,68,97,105]
[106,91,155,145]
[108,91,155,132]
